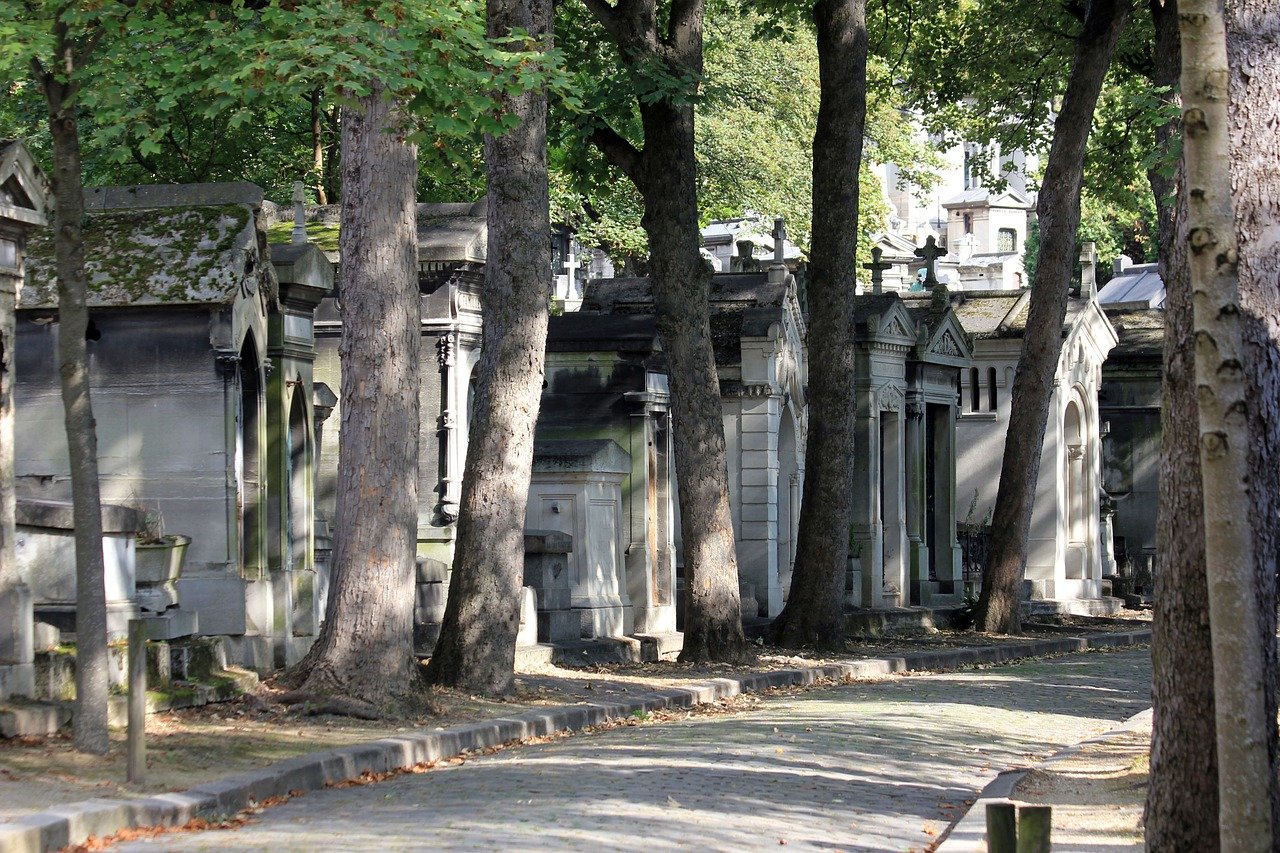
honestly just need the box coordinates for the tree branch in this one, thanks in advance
[666,0,702,60]
[588,123,642,183]
[580,0,626,44]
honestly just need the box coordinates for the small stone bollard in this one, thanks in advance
[985,801,1052,853]
[986,802,1017,853]
[1015,804,1051,853]
[127,619,147,786]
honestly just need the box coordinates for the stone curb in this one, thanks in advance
[935,705,1154,852]
[0,628,1150,853]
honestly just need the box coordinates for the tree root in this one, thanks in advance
[276,690,383,721]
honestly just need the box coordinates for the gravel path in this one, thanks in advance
[115,649,1151,853]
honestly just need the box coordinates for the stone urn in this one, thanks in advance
[135,534,191,586]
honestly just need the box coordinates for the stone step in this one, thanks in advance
[0,701,70,738]
[1027,596,1124,618]
[844,606,959,637]
[634,632,683,662]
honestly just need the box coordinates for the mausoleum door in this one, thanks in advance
[1064,400,1086,580]
[777,410,798,598]
[287,386,311,574]
[237,340,265,579]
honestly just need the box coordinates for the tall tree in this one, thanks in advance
[5,0,142,756]
[577,0,748,661]
[1143,1,1221,848]
[1223,0,1280,841]
[284,86,421,710]
[973,0,1131,633]
[425,0,552,695]
[770,0,867,647]
[1178,0,1274,845]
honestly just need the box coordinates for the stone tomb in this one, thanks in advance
[0,139,50,699]
[848,291,972,609]
[536,312,678,637]
[16,183,332,670]
[951,288,1118,603]
[581,262,807,619]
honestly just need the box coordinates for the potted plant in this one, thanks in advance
[134,506,191,586]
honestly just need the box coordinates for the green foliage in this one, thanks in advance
[0,0,559,202]
[552,0,926,269]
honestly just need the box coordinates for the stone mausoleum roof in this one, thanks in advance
[22,183,264,310]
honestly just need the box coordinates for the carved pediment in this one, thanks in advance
[878,384,905,412]
[933,329,962,357]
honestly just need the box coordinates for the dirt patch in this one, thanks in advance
[1010,723,1150,852]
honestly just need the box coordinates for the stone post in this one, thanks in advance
[849,389,882,608]
[904,395,928,601]
[1079,241,1098,298]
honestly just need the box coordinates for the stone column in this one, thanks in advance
[735,387,781,617]
[904,395,928,601]
[433,332,461,525]
[0,254,32,699]
[881,406,907,607]
[941,399,963,594]
[850,389,881,608]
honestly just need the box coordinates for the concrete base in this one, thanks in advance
[142,608,199,640]
[0,701,70,737]
[844,606,959,637]
[33,600,141,643]
[576,602,632,640]
[1026,596,1124,617]
[0,663,35,701]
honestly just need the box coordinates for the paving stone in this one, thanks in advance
[114,649,1151,853]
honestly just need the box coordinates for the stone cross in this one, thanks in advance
[772,217,787,264]
[862,247,892,295]
[1079,241,1098,298]
[914,235,945,289]
[291,181,308,244]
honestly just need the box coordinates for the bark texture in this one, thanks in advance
[974,0,1130,633]
[583,0,747,662]
[1225,0,1280,842]
[770,0,867,648]
[285,87,421,710]
[1180,0,1276,845]
[425,0,552,695]
[1143,1,1220,848]
[33,34,110,755]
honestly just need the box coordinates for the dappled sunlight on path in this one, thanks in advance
[115,649,1150,853]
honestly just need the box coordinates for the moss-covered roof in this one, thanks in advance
[22,203,257,309]
[1104,306,1164,358]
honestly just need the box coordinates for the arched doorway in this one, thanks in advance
[237,338,264,578]
[1064,399,1086,580]
[287,384,312,574]
[777,409,799,604]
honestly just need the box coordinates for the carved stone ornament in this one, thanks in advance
[933,329,962,357]
[878,384,905,412]
[906,399,925,419]
[436,333,455,370]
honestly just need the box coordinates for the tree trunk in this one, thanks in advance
[1143,1,1220,848]
[424,0,551,695]
[974,0,1130,633]
[310,89,328,205]
[285,86,421,710]
[1225,0,1280,842]
[770,0,867,648]
[1179,1,1275,846]
[36,44,110,756]
[582,0,748,662]
[639,99,747,663]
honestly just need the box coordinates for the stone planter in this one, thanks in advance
[135,535,190,586]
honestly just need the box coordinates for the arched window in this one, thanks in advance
[988,367,998,412]
[970,367,980,412]
[998,228,1017,253]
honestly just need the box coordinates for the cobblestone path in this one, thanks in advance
[117,649,1150,853]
